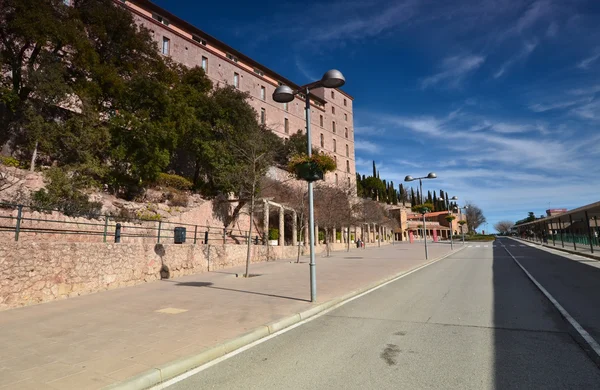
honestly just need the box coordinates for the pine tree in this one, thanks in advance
[433,190,438,210]
[372,161,377,178]
[410,188,416,207]
[439,190,445,210]
[416,189,421,205]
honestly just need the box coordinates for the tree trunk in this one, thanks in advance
[245,190,255,278]
[30,140,38,172]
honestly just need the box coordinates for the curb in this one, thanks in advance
[103,246,464,390]
[511,237,600,261]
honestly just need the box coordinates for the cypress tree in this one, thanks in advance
[372,161,377,178]
[410,188,416,206]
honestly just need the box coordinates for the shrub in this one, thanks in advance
[156,173,193,191]
[268,228,279,240]
[287,152,337,174]
[0,156,20,168]
[318,230,325,242]
[168,191,189,207]
[31,168,102,217]
[336,231,342,241]
[136,210,162,221]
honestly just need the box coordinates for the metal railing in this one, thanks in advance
[0,203,256,245]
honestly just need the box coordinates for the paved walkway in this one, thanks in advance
[0,242,453,389]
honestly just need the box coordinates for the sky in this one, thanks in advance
[154,0,600,232]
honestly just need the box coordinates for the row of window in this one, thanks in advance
[330,91,348,107]
[334,174,351,186]
[319,135,350,157]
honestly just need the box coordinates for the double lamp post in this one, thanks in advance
[404,173,436,259]
[273,69,346,303]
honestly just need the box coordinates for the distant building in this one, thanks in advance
[118,0,356,187]
[389,204,466,241]
[546,209,567,217]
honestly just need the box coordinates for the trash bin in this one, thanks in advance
[174,227,186,244]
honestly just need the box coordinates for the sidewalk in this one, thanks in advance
[0,242,455,389]
[516,237,600,261]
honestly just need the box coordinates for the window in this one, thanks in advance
[345,127,348,138]
[320,133,324,147]
[162,37,170,55]
[284,118,289,134]
[335,173,338,185]
[332,106,335,114]
[334,156,337,165]
[253,68,264,76]
[333,139,336,152]
[346,160,350,173]
[320,115,323,127]
[152,13,170,26]
[233,72,239,88]
[348,177,351,186]
[344,113,348,121]
[226,53,238,63]
[260,86,265,100]
[201,56,208,72]
[192,35,207,45]
[260,108,266,124]
[332,121,336,134]
[331,91,335,99]
[283,102,288,112]
[346,144,349,157]
[344,98,347,106]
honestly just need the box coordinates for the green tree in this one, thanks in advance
[372,160,377,178]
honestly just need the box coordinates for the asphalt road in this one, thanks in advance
[168,240,600,389]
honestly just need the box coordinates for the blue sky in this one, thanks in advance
[154,0,600,231]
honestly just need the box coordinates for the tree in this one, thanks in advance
[314,182,354,256]
[410,187,416,206]
[465,202,486,232]
[494,220,514,234]
[362,176,385,201]
[372,160,377,178]
[515,212,537,226]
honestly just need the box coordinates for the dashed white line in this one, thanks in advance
[511,245,516,247]
[520,245,525,247]
[476,245,481,248]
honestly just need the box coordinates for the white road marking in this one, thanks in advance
[484,245,489,248]
[468,245,473,248]
[520,245,525,247]
[503,246,600,360]
[149,249,462,389]
[476,245,481,248]
[511,245,516,247]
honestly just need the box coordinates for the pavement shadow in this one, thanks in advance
[174,281,310,303]
[492,238,600,388]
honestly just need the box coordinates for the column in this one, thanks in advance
[292,210,297,247]
[263,200,269,245]
[366,224,370,243]
[373,223,377,242]
[279,206,284,247]
[332,227,337,244]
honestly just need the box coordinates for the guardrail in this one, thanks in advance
[0,203,258,245]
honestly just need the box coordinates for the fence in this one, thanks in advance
[0,203,257,245]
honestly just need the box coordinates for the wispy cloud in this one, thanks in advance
[354,139,380,153]
[577,47,600,69]
[493,39,538,78]
[421,54,485,89]
[294,57,318,82]
[572,100,600,121]
[528,100,583,112]
[354,126,385,136]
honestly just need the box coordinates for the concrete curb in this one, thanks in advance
[103,246,464,390]
[511,237,600,261]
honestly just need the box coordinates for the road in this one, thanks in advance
[168,238,600,389]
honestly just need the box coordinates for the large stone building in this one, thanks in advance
[118,0,356,187]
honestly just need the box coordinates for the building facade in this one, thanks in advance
[118,0,356,187]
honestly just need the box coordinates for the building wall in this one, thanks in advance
[123,1,356,186]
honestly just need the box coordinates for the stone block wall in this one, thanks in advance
[0,241,309,310]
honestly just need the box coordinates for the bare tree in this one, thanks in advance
[494,220,514,234]
[314,182,353,256]
[260,177,308,263]
[465,201,486,232]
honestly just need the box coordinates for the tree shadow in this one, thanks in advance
[174,281,310,302]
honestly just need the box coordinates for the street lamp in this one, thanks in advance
[439,196,458,249]
[405,173,437,259]
[404,172,437,204]
[273,69,346,303]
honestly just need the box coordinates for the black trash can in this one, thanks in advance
[174,227,186,244]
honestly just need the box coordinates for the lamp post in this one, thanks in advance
[405,173,437,259]
[273,69,345,303]
[439,196,458,249]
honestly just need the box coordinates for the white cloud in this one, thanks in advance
[577,48,600,70]
[528,100,583,112]
[493,39,538,79]
[294,57,318,82]
[421,54,485,89]
[354,126,385,136]
[571,100,600,120]
[568,84,600,96]
[354,139,380,153]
